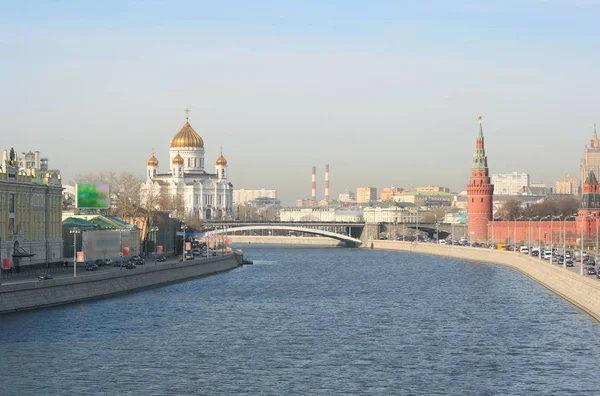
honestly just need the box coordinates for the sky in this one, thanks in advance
[2,0,600,205]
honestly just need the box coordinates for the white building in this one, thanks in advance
[338,189,356,203]
[280,207,363,222]
[362,206,420,224]
[234,189,277,205]
[140,110,233,220]
[491,172,530,195]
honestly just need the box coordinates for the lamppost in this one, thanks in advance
[550,215,560,260]
[149,226,159,265]
[515,215,524,250]
[415,207,420,244]
[538,215,550,259]
[434,214,439,244]
[528,216,538,255]
[581,216,585,276]
[69,228,80,278]
[563,214,577,269]
[181,225,188,261]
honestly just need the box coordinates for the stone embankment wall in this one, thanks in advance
[371,241,600,323]
[229,235,342,246]
[0,254,241,315]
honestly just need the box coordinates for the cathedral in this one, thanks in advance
[141,110,233,221]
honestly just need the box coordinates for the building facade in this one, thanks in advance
[555,175,578,195]
[380,187,403,202]
[280,207,363,222]
[338,189,356,203]
[491,172,529,195]
[0,155,63,270]
[416,186,450,193]
[467,117,494,242]
[392,191,453,206]
[233,189,277,205]
[580,125,600,191]
[363,206,420,224]
[140,110,233,221]
[356,186,377,204]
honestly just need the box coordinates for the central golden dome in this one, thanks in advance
[170,112,204,149]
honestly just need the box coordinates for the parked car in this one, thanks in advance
[519,246,529,254]
[566,259,574,267]
[184,252,193,260]
[104,258,113,266]
[136,258,145,265]
[156,255,166,262]
[531,250,539,257]
[587,267,597,275]
[192,248,201,256]
[125,262,136,269]
[38,273,53,281]
[94,259,104,267]
[85,263,99,271]
[131,255,141,262]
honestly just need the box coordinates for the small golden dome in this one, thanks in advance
[216,147,227,166]
[147,148,159,166]
[172,152,184,165]
[170,110,204,148]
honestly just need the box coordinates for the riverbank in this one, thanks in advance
[371,240,600,323]
[0,253,242,315]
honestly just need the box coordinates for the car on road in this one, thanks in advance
[38,273,53,281]
[131,255,141,262]
[156,255,166,262]
[136,258,145,265]
[104,258,113,266]
[125,262,136,269]
[85,263,99,271]
[192,248,201,256]
[587,267,597,275]
[94,259,104,267]
[184,252,193,260]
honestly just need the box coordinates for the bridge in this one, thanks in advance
[203,224,364,247]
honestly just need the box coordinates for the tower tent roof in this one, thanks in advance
[585,170,599,185]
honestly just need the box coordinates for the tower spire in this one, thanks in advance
[185,108,189,121]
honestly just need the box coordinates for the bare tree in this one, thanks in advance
[496,198,523,220]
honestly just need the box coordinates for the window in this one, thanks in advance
[481,198,483,203]
[9,194,15,213]
[471,198,474,203]
[8,218,14,234]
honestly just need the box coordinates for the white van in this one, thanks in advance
[519,246,529,254]
[543,250,552,260]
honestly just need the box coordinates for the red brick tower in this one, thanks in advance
[578,170,600,234]
[467,116,494,242]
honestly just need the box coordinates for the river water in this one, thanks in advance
[1,245,600,395]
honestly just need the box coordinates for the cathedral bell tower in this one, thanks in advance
[467,116,494,242]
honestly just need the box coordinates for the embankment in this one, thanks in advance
[371,240,600,323]
[0,253,241,315]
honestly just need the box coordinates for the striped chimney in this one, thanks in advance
[324,164,330,202]
[312,166,317,201]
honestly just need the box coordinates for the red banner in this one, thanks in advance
[157,245,163,254]
[2,258,10,270]
[208,241,215,249]
[185,242,191,251]
[77,251,85,262]
[123,247,130,257]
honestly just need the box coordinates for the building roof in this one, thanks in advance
[62,217,97,228]
[585,170,599,185]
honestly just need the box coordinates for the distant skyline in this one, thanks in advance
[2,1,600,205]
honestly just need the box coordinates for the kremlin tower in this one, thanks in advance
[467,116,494,242]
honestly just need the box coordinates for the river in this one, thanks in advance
[1,245,599,395]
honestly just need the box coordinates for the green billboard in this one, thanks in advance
[76,183,110,209]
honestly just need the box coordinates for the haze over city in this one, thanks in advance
[3,1,600,204]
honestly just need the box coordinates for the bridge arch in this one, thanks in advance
[206,225,363,247]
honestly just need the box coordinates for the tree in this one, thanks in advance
[496,198,523,220]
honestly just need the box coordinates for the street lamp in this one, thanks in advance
[539,215,550,260]
[563,214,577,269]
[69,228,80,278]
[528,216,538,255]
[434,214,439,245]
[149,226,159,265]
[181,225,188,261]
[551,215,561,260]
[515,215,524,251]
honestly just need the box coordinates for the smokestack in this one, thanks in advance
[312,166,316,202]
[325,164,330,202]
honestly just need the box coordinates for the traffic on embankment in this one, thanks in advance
[370,240,600,323]
[0,252,244,315]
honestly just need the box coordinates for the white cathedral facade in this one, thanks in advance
[141,111,233,220]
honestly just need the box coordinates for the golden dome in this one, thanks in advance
[216,147,227,166]
[147,148,159,166]
[172,152,184,165]
[170,110,204,148]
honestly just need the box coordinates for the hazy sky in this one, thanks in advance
[2,1,600,204]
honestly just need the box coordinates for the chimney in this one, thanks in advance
[324,164,330,202]
[312,166,316,202]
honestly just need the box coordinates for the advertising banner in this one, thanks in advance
[77,251,85,262]
[123,247,130,257]
[209,241,215,249]
[186,242,191,251]
[76,183,110,209]
[157,245,163,254]
[2,258,10,270]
